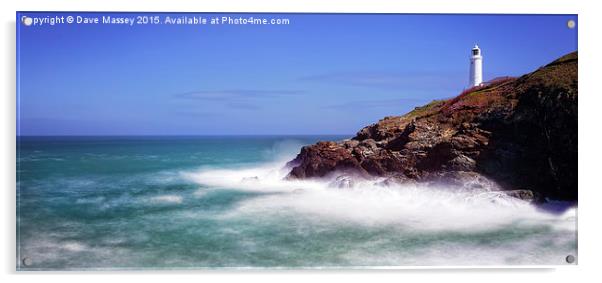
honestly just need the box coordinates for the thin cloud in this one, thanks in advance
[174,89,305,100]
[300,71,463,90]
[172,89,304,113]
[324,98,432,110]
[226,102,262,110]
[173,111,217,117]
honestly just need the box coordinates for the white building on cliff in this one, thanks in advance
[469,45,483,87]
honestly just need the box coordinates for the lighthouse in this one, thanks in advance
[469,44,483,87]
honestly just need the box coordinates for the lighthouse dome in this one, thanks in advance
[471,44,481,56]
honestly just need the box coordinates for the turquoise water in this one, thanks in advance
[16,136,577,269]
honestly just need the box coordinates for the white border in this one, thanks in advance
[2,0,601,282]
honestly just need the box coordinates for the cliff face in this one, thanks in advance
[287,52,578,201]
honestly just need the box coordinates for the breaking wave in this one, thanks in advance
[181,144,577,234]
[175,143,577,265]
[18,138,577,267]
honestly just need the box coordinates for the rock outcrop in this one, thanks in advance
[287,52,578,201]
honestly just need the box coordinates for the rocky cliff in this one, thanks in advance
[287,52,578,201]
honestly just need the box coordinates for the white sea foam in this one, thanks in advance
[182,156,577,233]
[180,159,577,265]
[18,139,577,268]
[20,235,133,268]
[63,241,87,252]
[149,194,183,204]
[193,189,211,197]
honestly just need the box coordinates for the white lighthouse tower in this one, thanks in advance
[469,44,483,87]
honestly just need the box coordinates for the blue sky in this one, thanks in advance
[17,13,577,135]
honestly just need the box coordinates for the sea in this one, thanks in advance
[16,135,577,269]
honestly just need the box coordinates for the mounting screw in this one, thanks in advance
[566,254,575,264]
[22,16,33,26]
[22,257,32,267]
[567,20,576,29]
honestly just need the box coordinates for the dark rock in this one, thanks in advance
[329,175,356,189]
[286,52,577,201]
[375,175,417,187]
[502,189,543,203]
[241,176,259,183]
[286,141,367,179]
[342,139,359,149]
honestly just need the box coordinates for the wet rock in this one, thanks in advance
[328,175,356,189]
[286,141,366,179]
[241,176,259,183]
[502,189,543,203]
[286,52,577,201]
[375,175,416,187]
[342,139,359,149]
